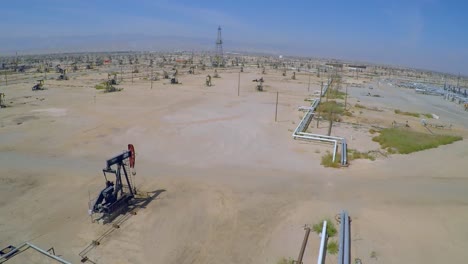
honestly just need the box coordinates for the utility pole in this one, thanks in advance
[345,85,348,110]
[317,81,324,128]
[320,81,324,99]
[297,226,311,264]
[326,79,330,102]
[275,91,279,122]
[326,75,336,136]
[237,71,240,96]
[327,106,333,136]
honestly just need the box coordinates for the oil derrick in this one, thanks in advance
[212,26,224,67]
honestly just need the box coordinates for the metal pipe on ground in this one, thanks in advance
[292,134,338,144]
[294,135,340,163]
[296,132,344,141]
[0,243,72,264]
[338,211,346,264]
[344,211,350,264]
[25,243,72,264]
[297,227,311,264]
[296,132,348,165]
[338,210,351,264]
[332,141,337,162]
[317,220,328,264]
[342,140,348,165]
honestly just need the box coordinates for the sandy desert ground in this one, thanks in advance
[1,65,468,264]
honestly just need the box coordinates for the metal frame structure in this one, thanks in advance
[292,82,348,166]
[0,243,71,264]
[91,147,135,220]
[213,26,224,67]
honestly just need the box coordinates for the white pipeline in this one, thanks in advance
[317,220,328,264]
[292,83,348,165]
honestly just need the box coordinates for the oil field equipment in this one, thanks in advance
[206,75,212,86]
[0,93,5,108]
[90,144,137,221]
[32,80,45,91]
[253,77,264,91]
[57,68,69,80]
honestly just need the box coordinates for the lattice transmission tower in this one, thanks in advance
[213,26,224,67]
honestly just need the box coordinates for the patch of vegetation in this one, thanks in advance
[369,128,377,134]
[370,251,378,259]
[312,219,337,237]
[372,128,462,154]
[318,101,344,114]
[327,241,339,255]
[321,152,341,168]
[394,109,420,118]
[95,82,107,90]
[317,101,344,121]
[423,113,433,119]
[277,257,294,264]
[312,220,339,256]
[355,103,367,109]
[343,110,353,117]
[327,90,346,99]
[348,149,375,161]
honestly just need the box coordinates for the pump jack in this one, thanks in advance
[90,144,136,221]
[206,75,212,86]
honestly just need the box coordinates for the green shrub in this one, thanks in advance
[317,101,344,115]
[372,128,462,154]
[394,109,420,118]
[348,149,375,161]
[423,113,433,119]
[327,241,339,255]
[312,219,337,237]
[327,90,346,99]
[321,152,341,168]
[95,82,106,90]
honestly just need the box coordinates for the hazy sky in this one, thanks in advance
[2,0,467,74]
